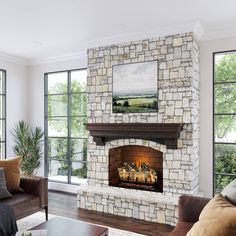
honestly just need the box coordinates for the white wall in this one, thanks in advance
[25,36,236,195]
[200,37,236,197]
[27,57,86,191]
[0,60,28,157]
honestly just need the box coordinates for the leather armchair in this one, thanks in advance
[1,176,48,220]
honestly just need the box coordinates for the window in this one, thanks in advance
[0,70,6,159]
[45,69,87,184]
[213,51,236,193]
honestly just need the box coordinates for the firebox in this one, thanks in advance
[108,145,163,192]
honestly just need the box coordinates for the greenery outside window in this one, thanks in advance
[45,69,87,184]
[213,51,236,193]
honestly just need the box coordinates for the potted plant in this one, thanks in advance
[11,121,44,175]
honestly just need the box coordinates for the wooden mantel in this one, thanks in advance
[86,123,184,149]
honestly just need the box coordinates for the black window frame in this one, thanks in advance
[44,68,87,185]
[0,69,6,159]
[213,49,236,195]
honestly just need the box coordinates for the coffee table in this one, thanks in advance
[31,217,108,236]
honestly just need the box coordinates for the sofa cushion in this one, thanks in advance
[187,194,236,236]
[0,168,12,199]
[1,193,40,220]
[222,178,236,205]
[169,222,193,236]
[0,156,21,193]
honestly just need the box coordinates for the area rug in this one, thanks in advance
[17,212,145,236]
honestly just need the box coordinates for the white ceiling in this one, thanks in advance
[1,0,236,62]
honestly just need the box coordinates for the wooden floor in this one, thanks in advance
[48,191,174,236]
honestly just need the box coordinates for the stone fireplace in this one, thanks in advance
[77,32,200,226]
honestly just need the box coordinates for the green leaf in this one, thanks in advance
[11,121,44,175]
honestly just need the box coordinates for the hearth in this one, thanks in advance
[109,145,163,192]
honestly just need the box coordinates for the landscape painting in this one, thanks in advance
[112,61,158,113]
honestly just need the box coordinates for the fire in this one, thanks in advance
[118,162,157,184]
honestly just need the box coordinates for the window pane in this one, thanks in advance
[0,143,5,159]
[71,116,87,138]
[48,159,68,183]
[215,53,236,83]
[71,93,87,117]
[0,96,5,118]
[214,143,236,192]
[0,121,5,142]
[71,139,87,161]
[0,72,1,93]
[215,115,236,142]
[0,77,2,95]
[215,83,236,114]
[214,144,236,175]
[48,138,67,158]
[215,174,235,193]
[48,95,68,117]
[71,70,87,93]
[0,71,6,94]
[48,118,68,137]
[71,161,87,184]
[48,72,67,94]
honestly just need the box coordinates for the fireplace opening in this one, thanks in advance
[109,145,163,192]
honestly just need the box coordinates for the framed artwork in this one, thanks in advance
[112,61,158,113]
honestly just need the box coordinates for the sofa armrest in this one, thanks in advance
[19,176,48,208]
[178,195,210,223]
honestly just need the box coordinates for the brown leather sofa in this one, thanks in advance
[170,195,210,236]
[0,176,48,220]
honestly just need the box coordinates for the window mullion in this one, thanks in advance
[0,70,6,159]
[68,71,72,184]
[44,74,49,177]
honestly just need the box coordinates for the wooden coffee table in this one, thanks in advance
[31,217,108,236]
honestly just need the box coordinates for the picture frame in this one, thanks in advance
[112,61,158,113]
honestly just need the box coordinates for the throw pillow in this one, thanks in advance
[221,178,236,205]
[0,156,21,192]
[187,194,236,236]
[0,167,12,199]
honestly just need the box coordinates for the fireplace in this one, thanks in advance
[78,32,200,226]
[109,145,163,192]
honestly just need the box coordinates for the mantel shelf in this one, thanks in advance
[86,123,184,149]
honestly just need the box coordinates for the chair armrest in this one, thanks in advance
[19,176,48,208]
[178,195,210,223]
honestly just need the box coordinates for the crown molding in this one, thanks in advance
[0,52,28,66]
[29,51,87,66]
[202,26,236,41]
[29,21,203,66]
[86,21,204,49]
